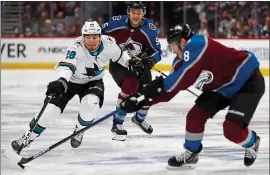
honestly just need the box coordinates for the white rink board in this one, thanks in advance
[1,70,269,175]
[1,38,269,68]
[158,38,269,68]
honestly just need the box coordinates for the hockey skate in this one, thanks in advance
[244,133,260,167]
[167,144,202,169]
[131,115,153,134]
[71,125,84,148]
[111,123,127,141]
[11,134,35,152]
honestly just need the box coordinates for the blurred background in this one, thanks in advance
[1,1,269,38]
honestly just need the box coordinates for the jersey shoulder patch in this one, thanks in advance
[142,18,156,30]
[69,37,83,49]
[149,23,156,30]
[141,18,158,37]
[102,35,116,44]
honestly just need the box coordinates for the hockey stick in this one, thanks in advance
[150,67,199,97]
[128,52,199,97]
[150,66,226,110]
[13,109,119,169]
[17,94,54,155]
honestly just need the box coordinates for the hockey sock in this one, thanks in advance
[223,120,256,146]
[113,77,139,124]
[135,110,148,121]
[28,103,61,136]
[76,114,94,129]
[185,105,208,152]
[29,118,46,135]
[242,130,256,148]
[113,107,127,124]
[184,134,203,152]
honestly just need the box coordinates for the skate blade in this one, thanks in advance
[112,133,126,141]
[166,163,196,170]
[4,146,22,163]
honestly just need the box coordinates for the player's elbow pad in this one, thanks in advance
[56,66,73,82]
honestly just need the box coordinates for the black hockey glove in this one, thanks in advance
[142,57,155,70]
[120,76,165,113]
[140,75,165,99]
[128,59,144,73]
[46,77,68,97]
[120,93,148,113]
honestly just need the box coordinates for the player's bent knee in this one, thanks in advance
[81,94,100,107]
[84,83,104,107]
[121,77,139,95]
[223,119,242,141]
[80,94,100,121]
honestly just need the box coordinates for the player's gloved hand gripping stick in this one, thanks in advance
[127,52,199,97]
[120,76,165,113]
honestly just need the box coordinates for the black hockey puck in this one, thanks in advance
[17,162,25,169]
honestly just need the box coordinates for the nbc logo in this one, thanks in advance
[37,47,46,53]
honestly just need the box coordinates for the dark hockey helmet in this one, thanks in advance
[167,24,194,44]
[127,1,146,14]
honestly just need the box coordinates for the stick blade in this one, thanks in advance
[4,147,28,169]
[4,147,22,163]
[17,162,25,169]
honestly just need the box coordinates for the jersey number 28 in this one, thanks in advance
[66,50,76,59]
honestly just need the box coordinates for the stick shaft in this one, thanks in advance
[17,95,53,154]
[19,109,119,164]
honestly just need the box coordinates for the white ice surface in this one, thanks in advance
[1,70,269,175]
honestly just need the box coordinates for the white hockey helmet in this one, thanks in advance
[81,21,101,36]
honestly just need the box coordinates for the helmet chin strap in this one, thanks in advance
[178,45,183,52]
[175,41,182,52]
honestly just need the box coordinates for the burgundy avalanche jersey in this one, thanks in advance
[101,15,162,63]
[156,34,260,103]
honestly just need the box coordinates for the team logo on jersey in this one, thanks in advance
[193,70,213,90]
[149,23,156,30]
[106,36,115,44]
[75,41,83,48]
[83,63,103,77]
[119,37,142,56]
